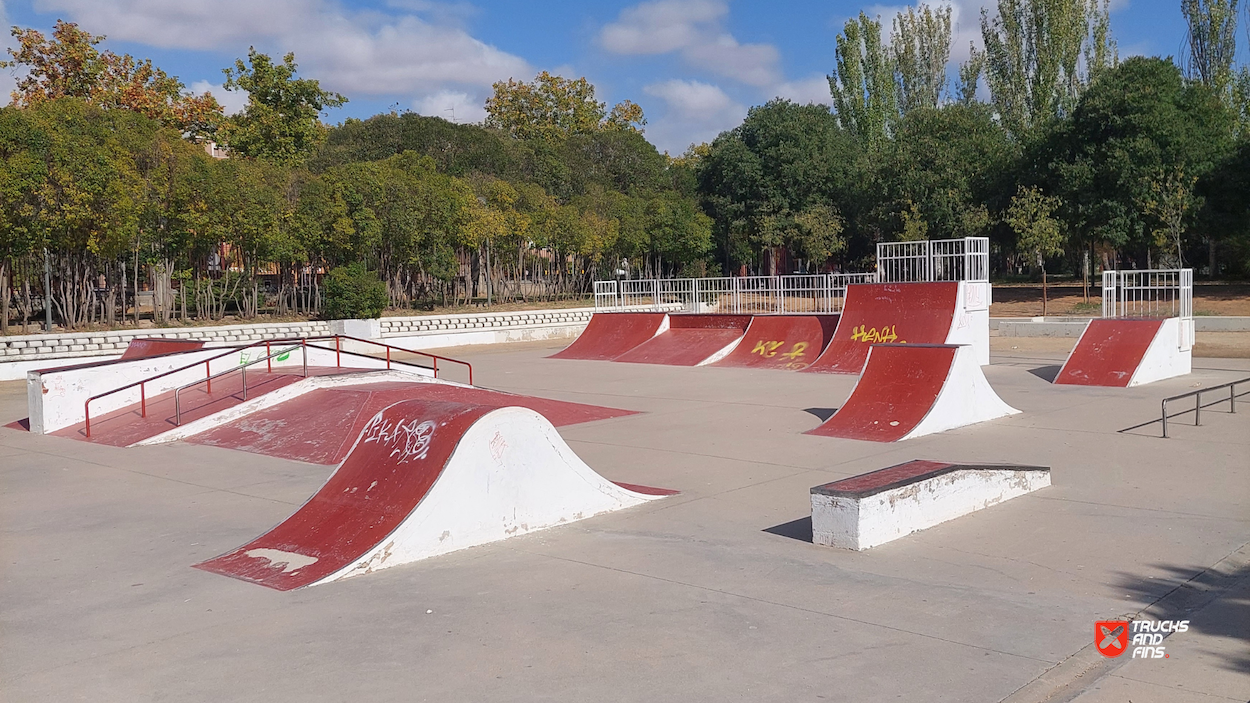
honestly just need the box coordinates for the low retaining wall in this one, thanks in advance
[992,316,1250,337]
[0,307,638,381]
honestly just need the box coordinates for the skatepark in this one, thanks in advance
[2,245,1248,701]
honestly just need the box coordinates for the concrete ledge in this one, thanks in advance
[810,460,1051,550]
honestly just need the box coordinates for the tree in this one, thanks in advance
[698,100,860,272]
[877,103,1013,241]
[323,262,388,319]
[1140,168,1198,267]
[980,0,1116,137]
[217,49,347,165]
[1182,0,1239,102]
[828,13,896,151]
[1046,57,1232,266]
[1,20,223,137]
[484,72,644,140]
[893,4,953,114]
[1006,186,1064,314]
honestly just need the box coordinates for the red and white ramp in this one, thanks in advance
[806,344,1018,442]
[1054,317,1192,387]
[710,314,839,370]
[613,314,751,366]
[549,312,668,361]
[804,281,989,374]
[195,399,667,590]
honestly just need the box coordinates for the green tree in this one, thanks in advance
[1045,57,1232,266]
[484,72,645,141]
[828,13,896,151]
[323,262,388,319]
[1006,185,1064,314]
[1182,0,1239,102]
[980,0,1116,137]
[1,20,223,137]
[892,4,953,114]
[218,49,347,165]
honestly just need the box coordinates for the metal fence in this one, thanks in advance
[876,237,989,283]
[593,273,875,314]
[594,237,988,314]
[1102,269,1193,319]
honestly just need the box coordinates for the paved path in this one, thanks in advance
[1,342,1247,702]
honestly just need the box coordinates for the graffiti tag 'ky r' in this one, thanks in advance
[752,340,809,367]
[849,325,902,344]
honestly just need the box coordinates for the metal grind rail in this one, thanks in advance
[173,344,306,426]
[1160,377,1250,438]
[82,335,474,437]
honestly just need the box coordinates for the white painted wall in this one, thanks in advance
[945,281,991,366]
[902,345,1020,440]
[1130,317,1192,386]
[27,342,427,435]
[812,467,1051,550]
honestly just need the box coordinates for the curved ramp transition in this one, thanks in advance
[806,344,1018,442]
[194,399,666,590]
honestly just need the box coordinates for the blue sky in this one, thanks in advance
[0,0,1224,154]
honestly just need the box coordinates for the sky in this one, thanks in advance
[0,0,1223,154]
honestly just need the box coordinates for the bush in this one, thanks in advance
[323,263,389,320]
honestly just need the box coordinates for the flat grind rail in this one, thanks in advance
[82,335,473,437]
[173,344,306,426]
[1160,377,1249,438]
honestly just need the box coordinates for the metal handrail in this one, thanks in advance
[84,340,263,438]
[81,334,474,437]
[307,334,474,385]
[1161,377,1249,438]
[173,344,307,426]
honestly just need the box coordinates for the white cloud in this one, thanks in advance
[189,80,248,115]
[643,78,745,152]
[0,1,17,105]
[600,0,725,55]
[771,75,832,106]
[34,0,531,113]
[413,89,485,123]
[600,0,780,87]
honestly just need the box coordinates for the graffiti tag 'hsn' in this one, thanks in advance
[361,413,437,464]
[849,325,903,344]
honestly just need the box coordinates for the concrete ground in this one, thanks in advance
[1,340,1248,702]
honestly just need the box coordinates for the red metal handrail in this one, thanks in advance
[82,334,473,438]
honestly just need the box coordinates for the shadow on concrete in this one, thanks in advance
[1028,365,1062,382]
[803,408,837,422]
[763,517,812,543]
[1111,561,1250,674]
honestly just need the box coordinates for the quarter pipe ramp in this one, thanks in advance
[549,312,668,360]
[806,344,1019,442]
[1054,317,1192,387]
[711,315,839,370]
[803,282,963,375]
[613,314,751,366]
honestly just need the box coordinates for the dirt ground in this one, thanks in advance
[991,283,1250,317]
[991,331,1250,358]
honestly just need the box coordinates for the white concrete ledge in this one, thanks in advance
[810,461,1050,550]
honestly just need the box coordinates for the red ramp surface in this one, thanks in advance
[189,381,638,465]
[712,315,839,370]
[1054,318,1165,387]
[120,337,206,360]
[614,314,751,366]
[804,282,959,375]
[807,344,1017,442]
[194,399,665,590]
[550,312,667,360]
